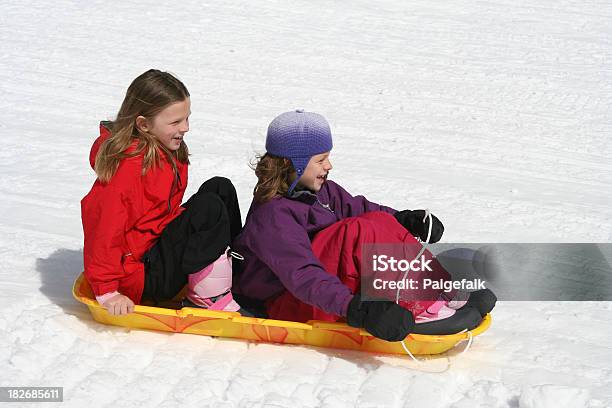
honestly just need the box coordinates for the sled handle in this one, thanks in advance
[232,316,313,330]
[310,321,364,335]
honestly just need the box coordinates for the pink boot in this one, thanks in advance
[415,297,456,323]
[185,248,241,312]
[414,291,470,323]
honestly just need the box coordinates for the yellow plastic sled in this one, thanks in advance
[73,273,491,356]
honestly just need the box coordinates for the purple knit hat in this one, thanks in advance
[265,109,333,193]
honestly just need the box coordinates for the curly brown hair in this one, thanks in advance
[251,153,296,203]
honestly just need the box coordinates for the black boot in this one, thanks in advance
[466,289,497,317]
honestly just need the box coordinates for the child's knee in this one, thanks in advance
[345,212,394,226]
[360,211,397,224]
[341,215,378,232]
[190,192,226,221]
[336,212,403,240]
[197,176,236,195]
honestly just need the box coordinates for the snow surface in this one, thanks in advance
[1,0,611,406]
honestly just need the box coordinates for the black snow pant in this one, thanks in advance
[141,176,242,305]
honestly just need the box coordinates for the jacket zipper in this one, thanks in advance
[167,171,180,213]
[288,189,335,214]
[316,197,335,214]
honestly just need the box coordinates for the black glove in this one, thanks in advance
[394,209,444,243]
[346,295,415,342]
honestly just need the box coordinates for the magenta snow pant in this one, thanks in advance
[266,212,455,322]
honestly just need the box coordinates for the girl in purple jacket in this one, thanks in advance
[233,110,495,341]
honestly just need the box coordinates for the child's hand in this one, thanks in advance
[394,209,444,243]
[346,295,415,342]
[101,293,135,315]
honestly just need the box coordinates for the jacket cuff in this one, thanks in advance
[90,281,120,297]
[340,293,354,317]
[96,291,120,305]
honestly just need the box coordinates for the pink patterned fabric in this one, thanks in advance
[95,290,120,305]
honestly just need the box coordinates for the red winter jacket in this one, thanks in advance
[81,122,188,303]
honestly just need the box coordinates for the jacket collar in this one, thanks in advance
[286,187,317,202]
[285,185,335,214]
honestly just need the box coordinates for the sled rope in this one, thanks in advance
[398,210,433,362]
[229,250,244,260]
[395,210,432,304]
[396,210,474,365]
[460,330,474,355]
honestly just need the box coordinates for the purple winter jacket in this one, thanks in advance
[232,180,396,317]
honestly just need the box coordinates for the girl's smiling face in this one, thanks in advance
[297,152,333,192]
[136,98,191,151]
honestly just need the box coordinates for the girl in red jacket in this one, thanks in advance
[81,69,242,315]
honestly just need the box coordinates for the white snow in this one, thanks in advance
[1,0,611,407]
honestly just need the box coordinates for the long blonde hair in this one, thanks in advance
[251,153,296,203]
[95,69,190,183]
